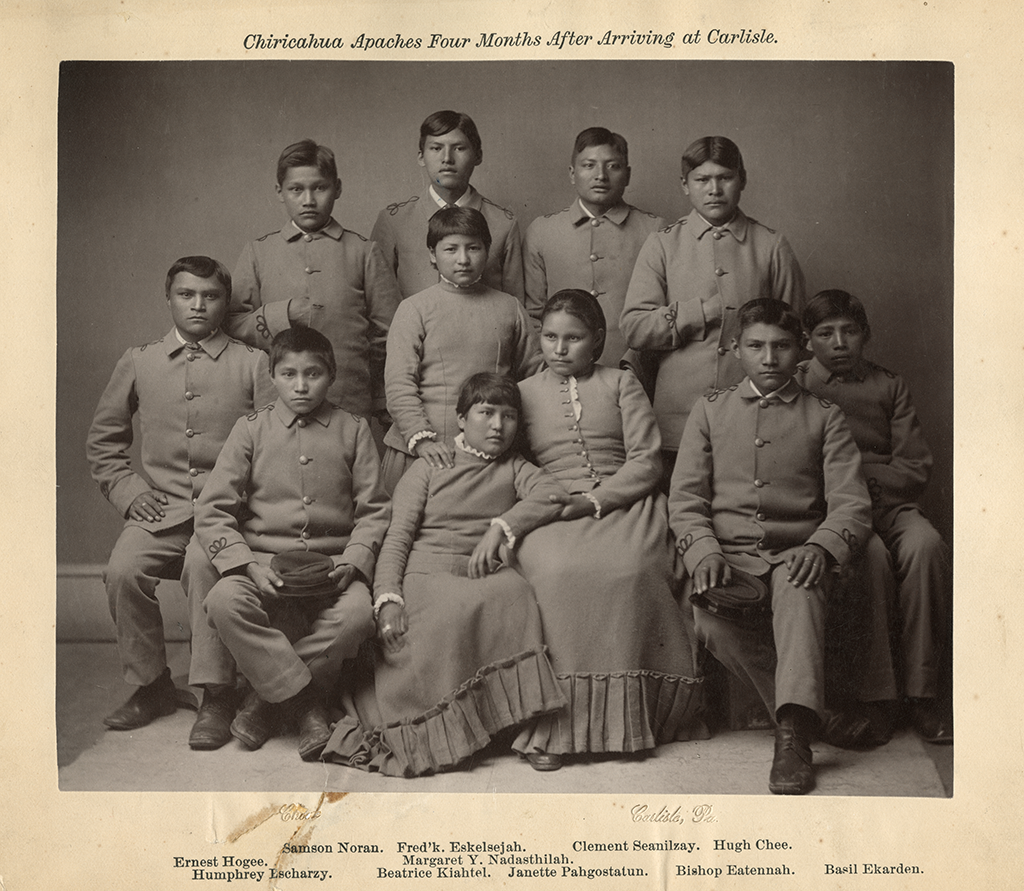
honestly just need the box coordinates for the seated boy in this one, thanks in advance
[669,298,873,794]
[797,289,951,743]
[195,327,390,760]
[524,126,664,368]
[87,256,275,736]
[372,110,524,301]
[227,139,400,422]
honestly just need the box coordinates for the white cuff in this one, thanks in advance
[490,517,516,549]
[583,492,602,519]
[407,430,436,453]
[373,592,405,621]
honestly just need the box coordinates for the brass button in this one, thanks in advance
[301,531,310,539]
[304,234,313,242]
[186,353,196,362]
[305,266,313,274]
[759,399,770,409]
[589,253,599,262]
[185,429,194,438]
[189,468,199,477]
[299,456,310,465]
[755,437,765,447]
[754,478,764,488]
[303,496,312,505]
[756,512,766,521]
[714,267,725,277]
[590,289,600,297]
[184,391,194,400]
[590,218,600,227]
[756,540,766,549]
[297,419,308,427]
[713,231,723,240]
[717,346,728,356]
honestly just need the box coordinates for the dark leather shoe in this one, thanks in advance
[104,668,178,730]
[230,690,278,750]
[189,686,239,750]
[295,701,332,761]
[908,698,953,744]
[525,752,563,772]
[823,701,896,749]
[769,714,815,795]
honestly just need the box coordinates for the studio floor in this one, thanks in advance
[56,642,952,796]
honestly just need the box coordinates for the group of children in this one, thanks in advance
[86,112,950,794]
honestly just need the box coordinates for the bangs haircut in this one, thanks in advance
[427,206,492,253]
[681,135,747,188]
[541,289,607,362]
[737,298,803,341]
[419,110,483,156]
[572,127,629,165]
[276,139,338,185]
[803,289,871,338]
[165,256,231,300]
[456,372,522,418]
[269,326,337,379]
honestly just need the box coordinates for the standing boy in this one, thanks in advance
[372,110,524,301]
[798,290,952,743]
[669,298,872,794]
[228,139,400,421]
[196,327,390,760]
[87,256,275,736]
[524,127,664,368]
[621,137,805,476]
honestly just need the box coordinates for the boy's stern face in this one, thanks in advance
[272,351,333,415]
[167,272,228,341]
[808,317,867,375]
[570,144,630,215]
[431,234,487,287]
[458,402,519,458]
[683,160,744,227]
[732,322,801,394]
[277,166,341,233]
[418,129,480,202]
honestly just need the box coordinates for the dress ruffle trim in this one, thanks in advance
[512,669,707,755]
[323,647,566,777]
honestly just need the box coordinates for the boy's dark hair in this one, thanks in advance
[276,139,339,185]
[737,298,803,341]
[456,372,522,418]
[269,327,337,380]
[803,289,872,340]
[681,136,747,188]
[572,127,629,165]
[427,206,492,253]
[541,289,607,362]
[165,256,231,300]
[419,110,483,156]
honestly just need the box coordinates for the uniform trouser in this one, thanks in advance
[691,564,827,722]
[204,568,375,703]
[182,536,236,688]
[879,507,950,699]
[104,521,193,687]
[828,533,900,703]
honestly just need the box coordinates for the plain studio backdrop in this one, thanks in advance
[57,60,952,573]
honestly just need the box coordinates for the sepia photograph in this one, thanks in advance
[56,59,952,797]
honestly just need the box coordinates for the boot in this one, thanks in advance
[769,704,816,795]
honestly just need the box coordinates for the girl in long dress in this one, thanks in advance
[513,289,705,771]
[325,373,566,776]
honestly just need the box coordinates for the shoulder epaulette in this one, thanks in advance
[630,205,661,220]
[255,229,283,242]
[864,359,897,380]
[246,403,275,422]
[135,337,164,352]
[542,206,571,219]
[482,196,515,220]
[704,384,739,403]
[660,217,687,234]
[223,336,257,353]
[345,229,369,242]
[385,196,418,216]
[744,216,777,235]
[814,395,835,409]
